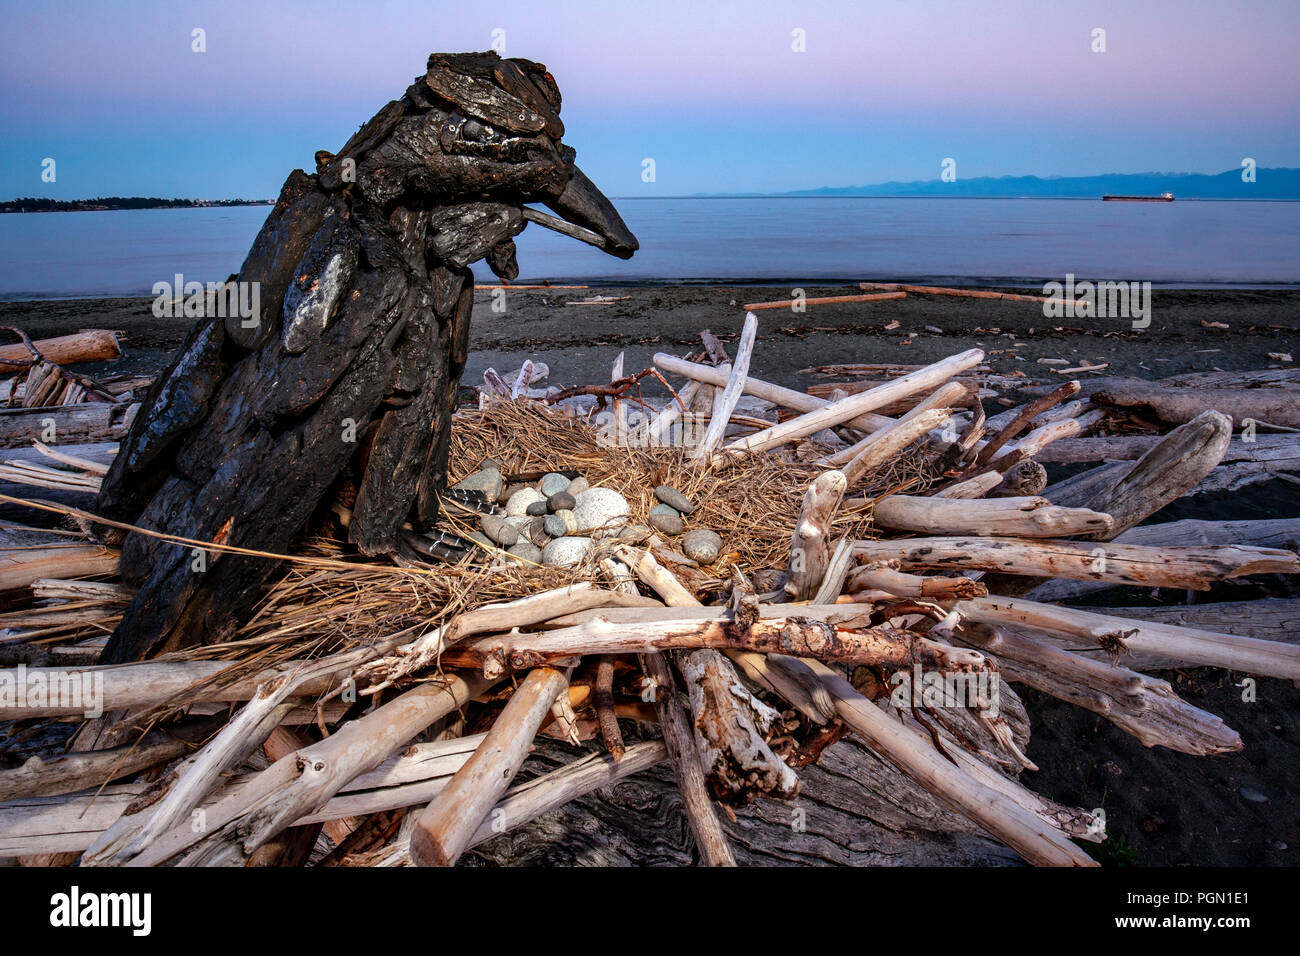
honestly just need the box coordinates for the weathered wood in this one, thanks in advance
[692,312,757,458]
[640,650,736,866]
[1093,380,1300,429]
[410,666,569,866]
[743,291,907,310]
[0,330,122,372]
[804,659,1097,866]
[678,648,799,802]
[869,494,1113,537]
[653,352,896,434]
[785,470,847,601]
[0,403,138,449]
[957,624,1243,755]
[954,594,1300,680]
[852,536,1298,590]
[1048,410,1233,540]
[715,349,984,462]
[0,715,223,802]
[0,542,119,592]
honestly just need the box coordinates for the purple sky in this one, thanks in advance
[2,0,1297,198]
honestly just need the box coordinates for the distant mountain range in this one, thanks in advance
[698,167,1300,200]
[0,196,274,214]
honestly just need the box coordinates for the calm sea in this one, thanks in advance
[1,197,1296,300]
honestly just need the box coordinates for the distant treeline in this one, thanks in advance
[0,197,274,213]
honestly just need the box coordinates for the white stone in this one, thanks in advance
[505,486,546,517]
[571,487,630,533]
[542,536,593,567]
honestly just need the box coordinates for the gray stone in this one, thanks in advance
[467,530,496,551]
[505,486,546,517]
[525,500,548,517]
[543,514,568,538]
[540,472,571,497]
[648,512,684,535]
[542,536,593,567]
[650,502,680,518]
[681,528,722,563]
[480,514,519,547]
[503,515,531,534]
[548,491,576,512]
[567,476,590,495]
[571,487,630,533]
[452,467,504,503]
[1240,787,1269,804]
[655,485,695,515]
[507,542,543,565]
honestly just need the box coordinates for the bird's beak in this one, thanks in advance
[529,164,639,259]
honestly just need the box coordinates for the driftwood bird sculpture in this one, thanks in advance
[95,51,638,663]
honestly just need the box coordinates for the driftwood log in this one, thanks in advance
[91,52,637,663]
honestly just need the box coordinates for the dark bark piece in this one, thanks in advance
[94,52,637,663]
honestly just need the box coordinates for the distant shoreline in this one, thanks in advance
[0,198,274,214]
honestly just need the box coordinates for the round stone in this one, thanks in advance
[480,515,519,547]
[452,467,504,503]
[681,529,722,563]
[503,515,531,534]
[505,486,546,517]
[571,487,631,533]
[542,536,593,567]
[650,502,680,518]
[466,530,496,551]
[525,500,548,517]
[507,542,543,565]
[540,472,571,497]
[555,508,578,533]
[547,491,576,512]
[543,514,568,538]
[648,511,684,535]
[655,485,695,515]
[567,476,590,495]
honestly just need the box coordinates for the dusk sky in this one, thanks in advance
[2,0,1297,199]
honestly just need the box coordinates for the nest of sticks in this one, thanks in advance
[0,318,1298,867]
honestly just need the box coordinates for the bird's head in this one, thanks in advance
[317,51,637,279]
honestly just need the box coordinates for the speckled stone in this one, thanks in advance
[452,467,504,503]
[566,476,590,495]
[505,486,546,517]
[480,514,519,547]
[648,512,684,535]
[547,491,576,512]
[571,487,630,533]
[654,485,695,515]
[542,536,593,567]
[543,514,568,538]
[681,528,722,563]
[540,472,571,497]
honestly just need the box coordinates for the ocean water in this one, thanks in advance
[0,197,1296,300]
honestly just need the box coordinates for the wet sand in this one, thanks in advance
[1,285,1297,866]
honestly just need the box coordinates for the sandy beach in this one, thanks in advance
[1,284,1297,865]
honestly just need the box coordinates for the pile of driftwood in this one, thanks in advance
[0,312,1298,867]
